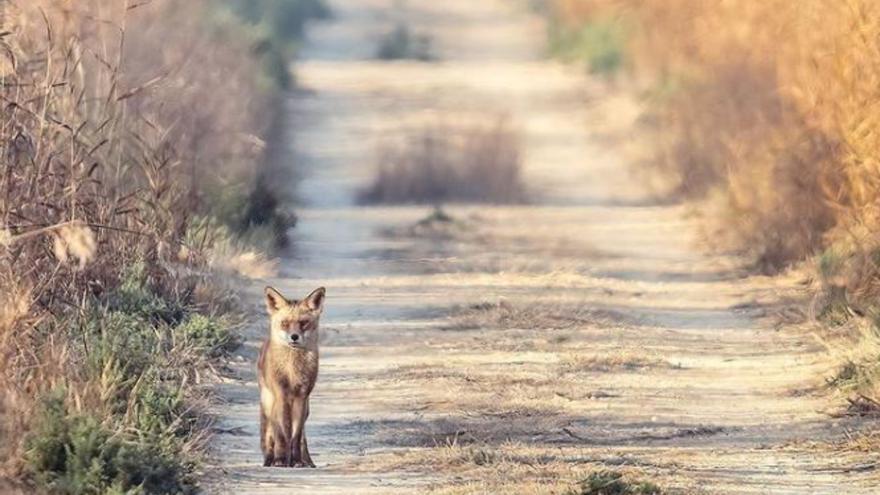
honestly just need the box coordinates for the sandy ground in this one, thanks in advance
[205,0,879,493]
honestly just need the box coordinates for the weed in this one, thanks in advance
[377,23,435,61]
[451,300,630,330]
[241,173,298,248]
[224,0,330,88]
[549,18,627,75]
[24,392,195,494]
[111,261,186,326]
[566,470,665,495]
[175,314,239,358]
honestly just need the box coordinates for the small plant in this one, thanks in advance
[240,173,298,248]
[376,23,434,61]
[224,0,331,88]
[175,313,239,358]
[416,207,455,227]
[549,18,627,75]
[566,470,665,495]
[828,361,861,389]
[111,261,186,325]
[24,392,195,494]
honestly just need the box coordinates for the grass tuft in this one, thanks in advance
[25,392,196,495]
[566,470,665,495]
[548,17,627,75]
[377,23,435,61]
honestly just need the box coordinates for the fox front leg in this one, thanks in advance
[288,397,308,467]
[271,402,291,467]
[260,406,275,467]
[300,399,315,468]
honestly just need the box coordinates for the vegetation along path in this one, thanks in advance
[207,0,878,493]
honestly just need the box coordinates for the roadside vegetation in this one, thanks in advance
[548,16,626,76]
[225,0,330,90]
[376,22,435,61]
[0,0,323,492]
[547,0,880,416]
[567,471,666,495]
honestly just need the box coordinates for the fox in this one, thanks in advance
[258,286,326,468]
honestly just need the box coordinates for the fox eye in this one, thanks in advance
[299,319,312,330]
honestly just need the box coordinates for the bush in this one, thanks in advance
[548,0,877,271]
[551,0,880,420]
[25,393,194,495]
[19,280,223,490]
[240,174,298,249]
[175,314,239,359]
[548,17,627,75]
[358,119,528,204]
[110,261,187,326]
[376,23,435,61]
[566,470,664,495]
[224,0,330,89]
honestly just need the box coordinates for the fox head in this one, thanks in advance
[264,286,325,350]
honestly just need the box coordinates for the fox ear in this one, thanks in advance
[265,286,288,315]
[304,287,326,312]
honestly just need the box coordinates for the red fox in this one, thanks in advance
[258,286,325,467]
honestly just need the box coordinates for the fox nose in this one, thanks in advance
[290,334,300,342]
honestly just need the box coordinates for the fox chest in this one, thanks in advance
[265,348,319,397]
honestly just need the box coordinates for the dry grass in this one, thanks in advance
[550,0,880,417]
[550,0,879,272]
[558,351,671,373]
[358,117,529,204]
[450,299,632,330]
[0,0,294,489]
[357,443,671,495]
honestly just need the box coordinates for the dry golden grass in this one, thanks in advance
[558,351,670,373]
[551,0,880,272]
[450,300,632,331]
[552,0,880,420]
[358,118,528,204]
[359,443,670,495]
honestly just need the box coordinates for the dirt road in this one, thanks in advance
[207,0,878,493]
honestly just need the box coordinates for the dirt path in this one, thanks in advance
[207,1,878,493]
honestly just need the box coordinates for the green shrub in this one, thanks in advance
[549,18,627,75]
[566,470,665,495]
[131,380,198,439]
[223,0,330,89]
[82,310,157,388]
[25,392,194,495]
[111,261,186,325]
[228,0,329,39]
[22,263,235,491]
[175,314,239,358]
[241,174,297,248]
[376,23,434,61]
